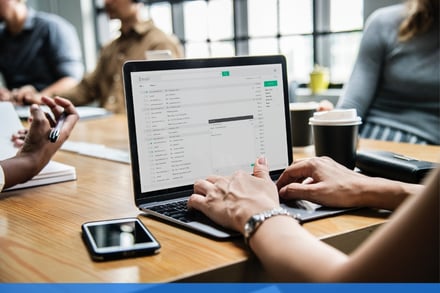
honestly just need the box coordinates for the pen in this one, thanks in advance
[48,112,67,143]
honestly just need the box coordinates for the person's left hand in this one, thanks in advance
[16,96,78,167]
[188,157,280,233]
[11,97,57,148]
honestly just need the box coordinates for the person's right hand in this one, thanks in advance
[276,157,369,208]
[188,157,280,234]
[17,96,79,168]
[317,99,334,111]
[11,85,43,105]
[0,86,43,105]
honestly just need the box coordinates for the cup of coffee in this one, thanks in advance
[145,50,172,60]
[309,109,362,169]
[290,102,318,148]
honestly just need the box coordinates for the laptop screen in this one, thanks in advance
[123,55,292,202]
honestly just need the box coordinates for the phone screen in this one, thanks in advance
[88,220,152,248]
[82,218,160,261]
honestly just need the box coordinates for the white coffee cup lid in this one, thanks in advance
[309,109,362,126]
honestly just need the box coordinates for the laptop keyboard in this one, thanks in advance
[149,199,216,225]
[150,198,320,225]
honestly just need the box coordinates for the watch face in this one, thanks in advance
[244,220,254,237]
[244,214,262,238]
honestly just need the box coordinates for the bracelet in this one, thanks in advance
[243,207,301,246]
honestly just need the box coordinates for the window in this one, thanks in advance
[95,0,363,86]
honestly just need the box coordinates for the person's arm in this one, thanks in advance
[248,213,348,282]
[47,14,84,87]
[0,96,78,190]
[249,168,438,282]
[188,157,349,282]
[40,77,80,98]
[336,9,388,116]
[57,41,114,107]
[337,167,439,281]
[188,157,438,282]
[10,76,80,105]
[276,157,423,211]
[11,14,84,106]
[58,66,106,107]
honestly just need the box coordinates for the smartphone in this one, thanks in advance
[81,217,161,261]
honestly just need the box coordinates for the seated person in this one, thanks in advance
[0,0,84,103]
[324,0,439,144]
[188,156,438,281]
[0,96,79,191]
[55,0,184,114]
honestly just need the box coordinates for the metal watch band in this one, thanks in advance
[243,207,300,246]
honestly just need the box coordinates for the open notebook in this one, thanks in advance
[0,102,76,191]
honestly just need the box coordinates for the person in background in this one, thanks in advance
[0,0,84,104]
[188,156,438,282]
[323,0,439,144]
[57,0,184,114]
[0,96,78,192]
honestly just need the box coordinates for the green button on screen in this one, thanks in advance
[264,80,278,87]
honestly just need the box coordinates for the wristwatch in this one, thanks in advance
[243,207,300,246]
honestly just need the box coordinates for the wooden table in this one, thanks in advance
[0,114,438,282]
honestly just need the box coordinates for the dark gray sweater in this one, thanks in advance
[337,4,439,144]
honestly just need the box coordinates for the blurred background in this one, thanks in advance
[26,0,402,92]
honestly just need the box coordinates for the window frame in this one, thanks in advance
[94,0,363,87]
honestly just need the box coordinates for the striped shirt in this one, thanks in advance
[360,122,428,144]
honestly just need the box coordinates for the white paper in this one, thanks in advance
[0,102,23,160]
[0,102,76,190]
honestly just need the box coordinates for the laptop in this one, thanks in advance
[123,55,353,239]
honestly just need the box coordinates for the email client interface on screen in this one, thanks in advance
[130,63,289,193]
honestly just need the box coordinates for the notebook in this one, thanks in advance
[122,55,353,239]
[0,102,76,191]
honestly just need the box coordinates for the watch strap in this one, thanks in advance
[244,207,300,246]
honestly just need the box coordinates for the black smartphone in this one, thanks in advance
[81,217,161,261]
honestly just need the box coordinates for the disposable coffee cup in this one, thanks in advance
[309,109,362,169]
[290,102,318,148]
[145,50,172,60]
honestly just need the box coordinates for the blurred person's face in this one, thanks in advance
[0,0,17,22]
[104,0,138,21]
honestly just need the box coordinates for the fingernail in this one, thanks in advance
[258,156,267,165]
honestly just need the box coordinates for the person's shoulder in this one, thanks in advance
[367,4,405,27]
[136,19,166,36]
[33,10,74,30]
[363,4,405,39]
[143,20,181,44]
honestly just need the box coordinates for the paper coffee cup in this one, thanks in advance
[309,109,362,169]
[145,50,172,60]
[290,102,318,148]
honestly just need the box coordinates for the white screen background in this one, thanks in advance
[131,63,289,192]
